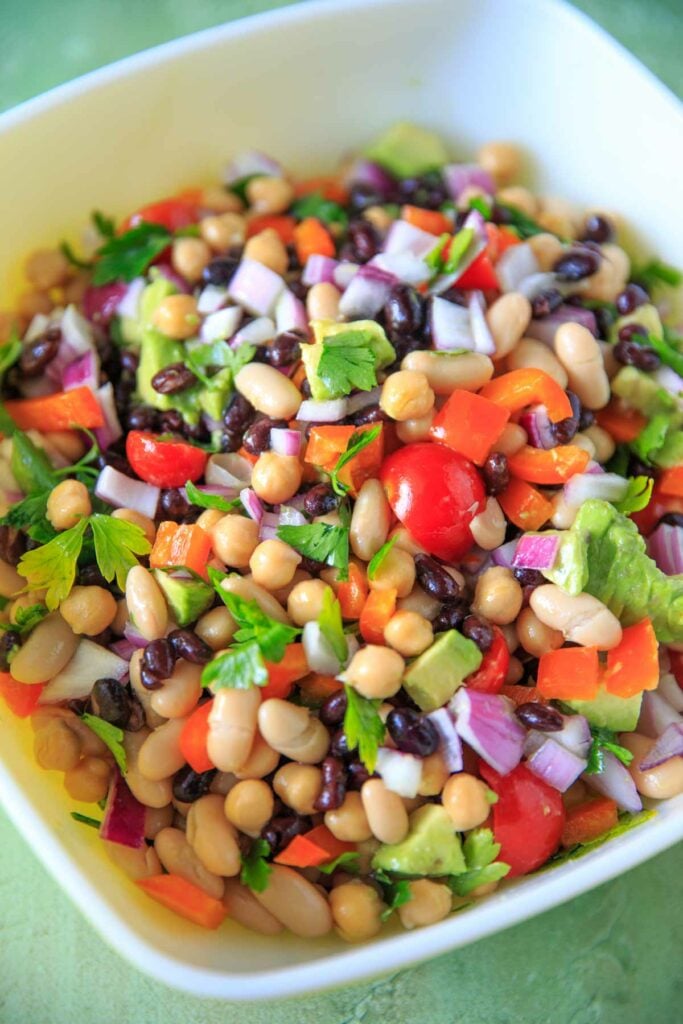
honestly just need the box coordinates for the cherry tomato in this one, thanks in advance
[479,762,565,877]
[465,626,510,694]
[123,194,201,233]
[126,431,208,488]
[380,442,485,561]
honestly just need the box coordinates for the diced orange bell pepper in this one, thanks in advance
[261,644,309,701]
[498,477,554,531]
[401,205,452,236]
[499,684,549,708]
[359,588,397,645]
[294,176,348,205]
[658,465,683,498]
[430,389,510,465]
[336,562,369,620]
[274,825,354,868]
[561,797,619,848]
[137,874,227,929]
[537,646,600,701]
[294,217,336,264]
[305,424,384,496]
[305,425,355,469]
[507,444,591,485]
[0,673,45,717]
[480,368,573,423]
[179,699,215,773]
[149,522,213,580]
[246,214,297,244]
[602,619,659,698]
[595,400,647,444]
[298,673,343,702]
[5,387,104,432]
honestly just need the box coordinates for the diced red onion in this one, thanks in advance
[519,405,556,450]
[95,465,159,518]
[333,262,360,290]
[346,386,383,415]
[584,751,642,813]
[240,487,264,523]
[39,639,128,703]
[197,284,230,315]
[563,472,629,508]
[451,689,525,776]
[442,163,495,201]
[638,690,682,739]
[658,672,683,713]
[302,255,339,287]
[374,748,422,798]
[640,723,683,770]
[469,291,496,356]
[302,621,341,674]
[205,453,253,488]
[61,304,96,355]
[297,398,348,422]
[345,158,397,199]
[122,622,149,648]
[109,638,137,662]
[116,277,146,320]
[63,350,99,392]
[200,305,243,343]
[426,708,463,772]
[491,539,519,568]
[648,523,683,576]
[46,336,82,386]
[526,305,598,346]
[232,316,276,348]
[270,428,302,457]
[527,736,587,791]
[383,219,437,260]
[228,258,284,317]
[94,382,123,450]
[82,283,128,326]
[513,533,560,571]
[100,771,147,849]
[224,150,283,185]
[338,264,395,319]
[430,295,474,351]
[495,243,539,293]
[258,525,279,541]
[370,252,431,286]
[278,504,306,527]
[275,289,308,335]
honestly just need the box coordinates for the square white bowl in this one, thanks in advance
[0,0,682,1001]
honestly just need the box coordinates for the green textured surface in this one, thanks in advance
[1,1,682,1022]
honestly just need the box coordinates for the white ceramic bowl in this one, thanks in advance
[0,0,682,1001]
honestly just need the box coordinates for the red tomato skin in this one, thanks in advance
[126,431,208,488]
[466,626,510,693]
[380,443,485,562]
[479,762,565,878]
[124,197,200,233]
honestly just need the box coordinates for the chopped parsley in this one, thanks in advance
[70,812,102,830]
[367,534,398,580]
[494,202,549,239]
[92,222,172,285]
[343,684,385,772]
[0,334,21,386]
[80,713,127,774]
[633,259,682,291]
[329,425,381,498]
[317,329,379,397]
[89,515,153,591]
[448,828,510,897]
[291,191,348,229]
[613,475,654,515]
[585,726,634,775]
[240,838,273,893]
[644,329,683,378]
[317,587,348,664]
[317,851,360,875]
[92,210,116,240]
[184,480,242,513]
[185,340,256,387]
[0,603,47,636]
[277,521,350,581]
[373,869,412,921]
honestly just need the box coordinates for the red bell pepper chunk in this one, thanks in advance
[126,431,208,488]
[658,465,683,498]
[465,626,510,693]
[430,389,510,466]
[359,588,397,645]
[0,674,45,718]
[274,825,354,867]
[561,797,619,848]
[5,387,104,432]
[179,700,215,773]
[602,619,659,697]
[537,646,600,701]
[498,477,554,531]
[149,522,213,580]
[506,444,591,485]
[336,562,369,620]
[123,193,202,232]
[261,644,309,701]
[455,252,499,291]
[480,368,573,423]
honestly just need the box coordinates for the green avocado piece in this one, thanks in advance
[611,365,677,419]
[302,319,396,401]
[136,325,202,425]
[372,804,466,876]
[610,363,683,468]
[609,303,664,344]
[569,499,683,644]
[540,529,588,596]
[403,629,482,712]
[566,684,642,733]
[153,571,214,627]
[365,122,449,178]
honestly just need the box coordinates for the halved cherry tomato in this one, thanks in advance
[126,431,208,488]
[479,762,565,877]
[123,194,201,232]
[380,442,485,562]
[465,626,509,693]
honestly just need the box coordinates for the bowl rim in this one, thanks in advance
[0,0,682,1001]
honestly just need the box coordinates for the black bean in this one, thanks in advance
[172,765,216,803]
[168,628,213,665]
[613,338,661,372]
[160,488,191,521]
[348,183,386,214]
[265,330,304,368]
[223,392,254,434]
[462,615,493,652]
[398,172,448,210]
[482,452,510,496]
[579,214,614,245]
[0,630,20,671]
[552,389,581,445]
[314,757,347,812]
[530,289,564,318]
[119,349,139,374]
[319,689,348,727]
[439,287,469,307]
[20,330,61,377]
[616,283,649,316]
[140,665,163,691]
[345,220,380,264]
[90,677,132,729]
[0,526,26,567]
[346,759,371,790]
[578,406,595,431]
[303,483,338,518]
[383,285,424,341]
[513,567,545,590]
[127,405,157,432]
[157,410,185,435]
[299,555,325,576]
[348,402,387,427]
[300,377,312,399]
[386,708,439,757]
[432,600,468,633]
[553,249,601,282]
[261,814,312,854]
[330,728,351,759]
[142,638,176,681]
[242,416,286,456]
[184,419,210,444]
[78,564,108,588]
[660,513,683,528]
[201,256,240,287]
[414,554,461,602]
[220,429,242,453]
[593,304,616,341]
[515,702,564,731]
[151,362,198,395]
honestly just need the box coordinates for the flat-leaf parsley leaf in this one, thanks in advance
[317,329,378,397]
[93,222,172,285]
[277,522,350,580]
[329,425,381,497]
[343,684,385,772]
[240,838,273,893]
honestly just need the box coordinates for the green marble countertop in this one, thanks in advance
[1,2,681,1022]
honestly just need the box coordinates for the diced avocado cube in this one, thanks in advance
[567,684,643,733]
[372,804,466,876]
[365,122,450,178]
[154,571,214,627]
[403,629,482,712]
[302,319,396,401]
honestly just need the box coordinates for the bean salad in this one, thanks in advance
[1,122,682,941]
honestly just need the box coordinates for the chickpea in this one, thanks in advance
[397,585,440,622]
[59,585,118,636]
[25,248,71,290]
[418,750,449,796]
[272,763,323,815]
[572,431,596,459]
[245,176,295,215]
[196,508,224,533]
[442,773,491,830]
[368,546,415,599]
[486,293,532,360]
[516,607,564,658]
[43,430,86,464]
[380,370,434,422]
[251,452,302,504]
[398,879,452,930]
[324,792,372,843]
[344,644,405,700]
[201,187,244,214]
[34,719,82,772]
[199,212,247,251]
[537,196,575,238]
[170,237,211,284]
[306,282,340,321]
[363,205,394,233]
[243,229,288,276]
[152,294,200,340]
[287,579,332,626]
[64,756,111,803]
[505,656,524,684]
[526,232,565,271]
[384,610,433,657]
[111,598,129,636]
[224,779,274,836]
[330,880,384,942]
[581,243,630,302]
[249,538,301,590]
[195,606,237,650]
[472,567,523,626]
[210,513,260,568]
[496,186,538,218]
[46,479,91,531]
[477,141,522,186]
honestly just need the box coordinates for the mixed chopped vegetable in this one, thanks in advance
[0,122,682,941]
